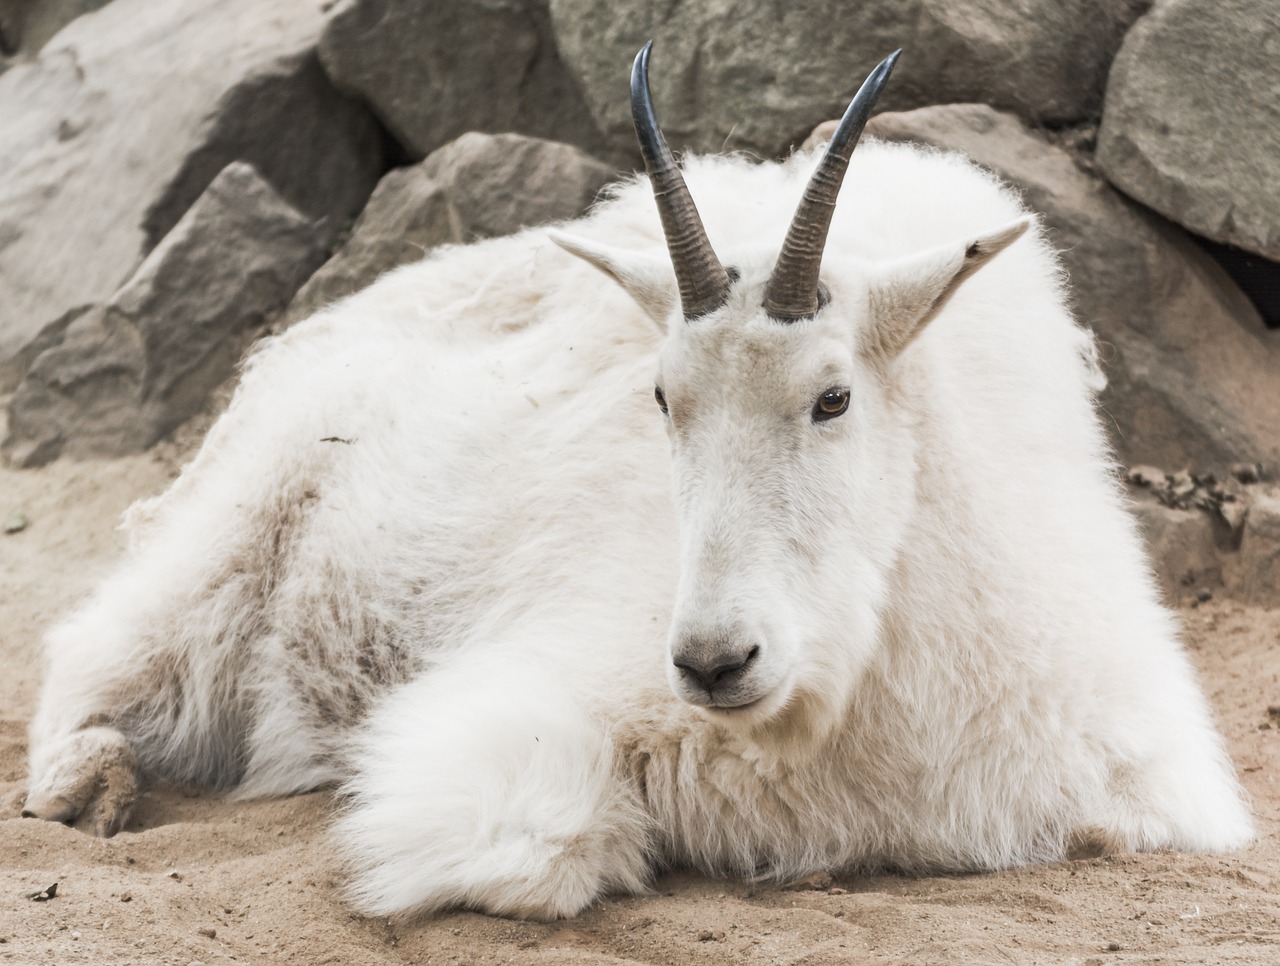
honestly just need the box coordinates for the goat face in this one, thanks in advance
[554,219,1030,728]
[551,43,1029,728]
[654,266,897,721]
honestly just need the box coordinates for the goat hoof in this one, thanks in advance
[24,727,139,838]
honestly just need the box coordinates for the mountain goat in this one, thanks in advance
[23,46,1252,920]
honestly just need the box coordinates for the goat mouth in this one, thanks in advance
[705,695,765,713]
[684,668,799,720]
[674,687,766,712]
[680,686,772,712]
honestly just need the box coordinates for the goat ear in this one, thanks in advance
[861,217,1032,361]
[547,230,676,325]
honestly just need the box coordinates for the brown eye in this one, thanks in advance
[654,386,668,414]
[813,387,849,421]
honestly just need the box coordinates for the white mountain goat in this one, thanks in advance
[23,46,1252,919]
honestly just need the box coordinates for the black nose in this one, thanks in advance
[673,644,760,693]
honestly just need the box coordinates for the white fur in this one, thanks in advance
[26,140,1252,919]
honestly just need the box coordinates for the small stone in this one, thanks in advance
[1195,588,1213,603]
[1127,465,1166,487]
[71,931,81,940]
[782,871,833,891]
[197,927,216,939]
[1168,470,1196,504]
[1219,499,1248,532]
[1232,462,1263,484]
[1266,705,1280,719]
[120,893,132,903]
[1106,941,1122,951]
[3,511,28,533]
[696,929,725,942]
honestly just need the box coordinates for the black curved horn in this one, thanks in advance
[631,41,732,321]
[763,50,901,322]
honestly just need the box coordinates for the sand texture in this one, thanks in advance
[2,449,1278,966]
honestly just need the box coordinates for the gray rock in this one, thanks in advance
[857,104,1280,473]
[4,303,94,390]
[1238,490,1280,609]
[4,163,324,466]
[319,0,610,163]
[550,0,1149,161]
[420,133,617,241]
[284,168,460,327]
[1096,0,1280,260]
[1130,492,1226,603]
[0,0,112,66]
[141,50,385,255]
[284,133,618,327]
[0,0,383,392]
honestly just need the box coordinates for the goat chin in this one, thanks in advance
[24,140,1254,921]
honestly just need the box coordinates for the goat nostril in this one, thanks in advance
[674,645,761,692]
[712,645,759,683]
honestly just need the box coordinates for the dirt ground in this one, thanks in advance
[1,435,1278,966]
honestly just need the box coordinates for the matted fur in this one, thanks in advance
[25,141,1252,920]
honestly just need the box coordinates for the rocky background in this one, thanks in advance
[1,0,1278,584]
[3,4,1280,963]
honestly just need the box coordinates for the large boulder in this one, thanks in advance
[283,167,460,327]
[4,164,325,467]
[284,133,619,326]
[0,0,384,392]
[1096,0,1280,260]
[850,104,1280,473]
[418,132,617,241]
[0,0,112,69]
[550,0,1149,160]
[318,0,611,163]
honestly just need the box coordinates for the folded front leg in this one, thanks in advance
[335,656,653,920]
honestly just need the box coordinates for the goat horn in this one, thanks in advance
[631,41,732,321]
[763,50,901,322]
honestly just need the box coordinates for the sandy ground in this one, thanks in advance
[1,431,1278,966]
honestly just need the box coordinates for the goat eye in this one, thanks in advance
[654,386,668,415]
[813,387,849,421]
